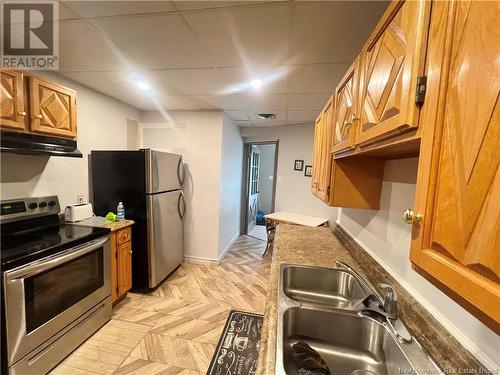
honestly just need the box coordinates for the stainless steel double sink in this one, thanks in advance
[275,264,441,375]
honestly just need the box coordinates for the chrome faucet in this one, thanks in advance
[335,261,412,343]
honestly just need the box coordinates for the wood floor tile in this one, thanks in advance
[51,236,269,375]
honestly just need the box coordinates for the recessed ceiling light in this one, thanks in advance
[250,79,263,89]
[136,81,151,91]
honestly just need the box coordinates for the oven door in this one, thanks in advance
[3,236,110,366]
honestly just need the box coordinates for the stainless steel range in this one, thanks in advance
[1,196,112,375]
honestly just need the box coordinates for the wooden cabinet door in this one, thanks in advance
[356,1,430,146]
[117,242,132,296]
[316,98,334,202]
[29,77,77,138]
[311,113,323,194]
[1,70,27,131]
[410,0,500,329]
[332,60,358,154]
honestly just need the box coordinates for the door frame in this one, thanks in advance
[240,140,279,235]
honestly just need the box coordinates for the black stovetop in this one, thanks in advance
[1,215,110,271]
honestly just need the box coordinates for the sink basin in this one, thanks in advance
[281,307,411,375]
[282,265,366,308]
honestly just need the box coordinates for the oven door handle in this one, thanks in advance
[5,236,110,281]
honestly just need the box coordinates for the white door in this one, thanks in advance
[247,147,260,233]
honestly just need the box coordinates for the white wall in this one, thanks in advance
[140,110,225,262]
[0,71,141,209]
[337,158,500,369]
[256,144,276,214]
[240,123,338,224]
[218,114,244,257]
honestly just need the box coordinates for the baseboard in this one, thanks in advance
[217,232,239,263]
[335,221,498,370]
[184,255,218,266]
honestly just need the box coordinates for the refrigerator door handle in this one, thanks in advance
[178,191,186,220]
[177,157,186,187]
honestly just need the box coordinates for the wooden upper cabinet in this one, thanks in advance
[317,98,334,202]
[332,60,359,154]
[356,0,430,146]
[410,0,500,330]
[1,70,27,131]
[30,76,77,138]
[311,113,323,195]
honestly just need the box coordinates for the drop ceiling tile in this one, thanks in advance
[173,1,258,11]
[292,1,389,64]
[184,3,290,67]
[254,121,285,127]
[286,110,318,123]
[59,21,126,72]
[235,121,254,127]
[287,63,349,93]
[152,66,287,96]
[90,13,213,69]
[227,111,250,121]
[196,94,287,111]
[286,93,331,111]
[62,1,175,19]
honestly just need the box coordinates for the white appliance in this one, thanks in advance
[64,203,93,222]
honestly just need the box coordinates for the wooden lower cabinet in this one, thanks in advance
[111,225,133,303]
[409,0,500,331]
[0,70,27,131]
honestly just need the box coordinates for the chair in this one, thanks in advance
[262,218,276,258]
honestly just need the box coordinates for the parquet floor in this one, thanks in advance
[50,236,270,375]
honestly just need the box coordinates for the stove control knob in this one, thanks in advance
[48,200,56,207]
[28,202,38,209]
[39,202,47,208]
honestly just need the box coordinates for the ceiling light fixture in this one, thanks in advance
[136,81,151,91]
[250,79,263,89]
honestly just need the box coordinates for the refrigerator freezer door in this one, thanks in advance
[145,150,185,193]
[146,191,184,288]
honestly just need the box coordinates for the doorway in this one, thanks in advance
[241,141,278,240]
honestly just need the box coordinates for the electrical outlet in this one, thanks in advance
[77,195,84,204]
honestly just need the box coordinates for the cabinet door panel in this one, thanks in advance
[111,234,118,303]
[30,77,77,138]
[411,0,500,328]
[357,1,430,146]
[333,61,358,154]
[317,99,334,202]
[117,242,132,296]
[311,114,322,194]
[1,70,26,130]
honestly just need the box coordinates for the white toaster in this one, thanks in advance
[64,203,93,222]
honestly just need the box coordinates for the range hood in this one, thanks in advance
[0,131,83,158]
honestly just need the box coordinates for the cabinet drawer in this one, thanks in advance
[116,227,131,245]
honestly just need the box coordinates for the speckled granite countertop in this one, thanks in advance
[256,224,483,374]
[72,216,134,232]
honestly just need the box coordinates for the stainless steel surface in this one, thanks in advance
[10,297,112,375]
[3,237,111,367]
[145,149,184,193]
[276,264,441,375]
[335,260,384,304]
[0,196,60,224]
[282,265,366,308]
[146,191,184,288]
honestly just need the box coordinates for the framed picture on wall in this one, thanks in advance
[294,160,304,171]
[304,165,312,177]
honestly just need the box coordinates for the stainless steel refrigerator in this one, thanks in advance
[91,149,186,290]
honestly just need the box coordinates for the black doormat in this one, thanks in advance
[207,310,264,375]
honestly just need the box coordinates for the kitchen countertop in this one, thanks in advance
[71,216,134,232]
[256,224,483,374]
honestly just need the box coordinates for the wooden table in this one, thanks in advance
[264,211,329,227]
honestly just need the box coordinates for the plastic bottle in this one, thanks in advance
[117,202,125,221]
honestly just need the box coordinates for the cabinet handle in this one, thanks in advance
[18,111,27,116]
[351,114,359,122]
[129,250,133,254]
[403,209,423,224]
